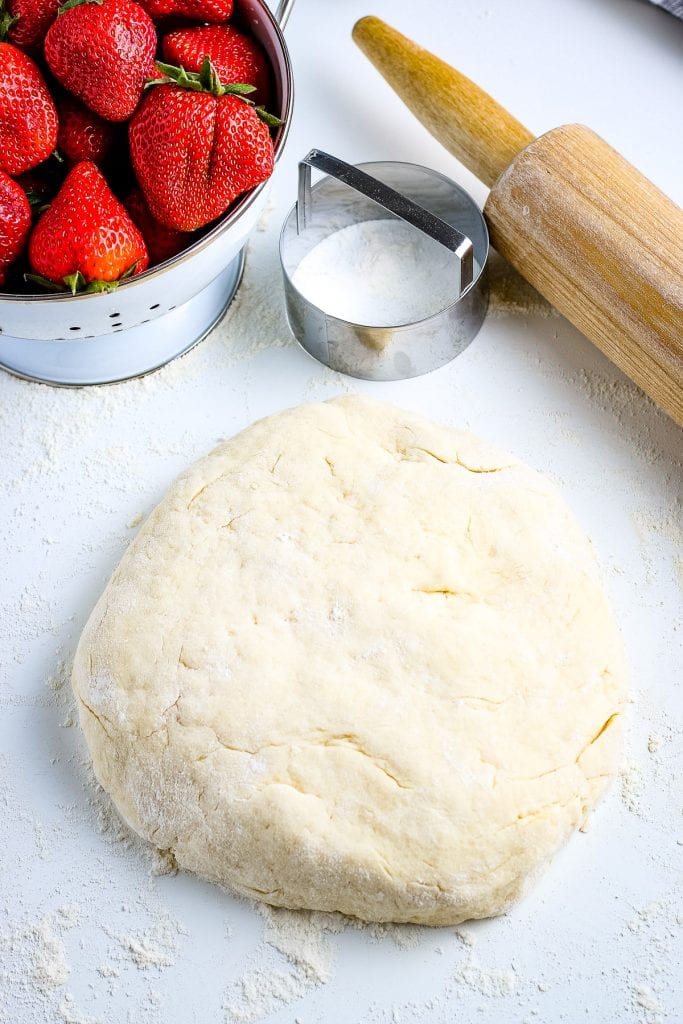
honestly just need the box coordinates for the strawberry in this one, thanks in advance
[44,0,156,123]
[162,25,271,105]
[124,187,190,265]
[57,94,115,164]
[138,0,233,23]
[0,42,58,175]
[28,160,148,292]
[0,0,60,50]
[129,58,277,232]
[0,170,31,285]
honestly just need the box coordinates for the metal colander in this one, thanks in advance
[0,0,295,386]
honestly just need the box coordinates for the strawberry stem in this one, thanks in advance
[25,270,132,295]
[84,279,120,294]
[0,3,18,40]
[64,270,122,294]
[58,0,104,14]
[63,271,87,294]
[23,192,51,212]
[24,274,66,293]
[147,58,283,126]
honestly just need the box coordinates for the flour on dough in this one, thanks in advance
[72,396,627,925]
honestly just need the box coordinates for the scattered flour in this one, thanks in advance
[633,985,665,1023]
[226,968,308,1023]
[0,906,80,1021]
[456,960,517,997]
[620,758,645,814]
[106,914,186,970]
[454,926,477,947]
[259,906,337,983]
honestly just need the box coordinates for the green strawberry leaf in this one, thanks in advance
[58,0,104,14]
[199,54,221,94]
[24,192,51,213]
[24,274,66,293]
[25,270,126,295]
[84,279,119,294]
[149,59,265,102]
[146,59,282,127]
[222,83,258,95]
[148,61,206,94]
[63,271,87,295]
[254,106,284,127]
[0,4,19,41]
[119,260,140,281]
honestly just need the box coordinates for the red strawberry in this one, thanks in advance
[44,0,156,123]
[28,160,148,292]
[129,58,276,231]
[0,0,60,50]
[0,42,58,175]
[162,25,271,105]
[0,169,31,285]
[57,94,115,164]
[124,187,190,265]
[138,0,233,23]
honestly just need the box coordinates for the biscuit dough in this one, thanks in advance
[72,397,627,925]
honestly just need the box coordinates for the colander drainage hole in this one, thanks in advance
[108,312,120,319]
[110,322,123,328]
[149,303,160,310]
[69,327,81,332]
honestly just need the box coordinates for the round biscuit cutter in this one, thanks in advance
[280,150,489,380]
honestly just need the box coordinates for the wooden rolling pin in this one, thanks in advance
[353,16,683,426]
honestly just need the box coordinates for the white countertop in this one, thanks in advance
[1,1,681,1022]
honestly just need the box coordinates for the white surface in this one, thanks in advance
[1,1,682,1022]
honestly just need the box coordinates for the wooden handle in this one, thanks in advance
[352,15,534,187]
[354,16,683,425]
[486,125,683,424]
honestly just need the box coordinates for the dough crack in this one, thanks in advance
[220,513,248,531]
[575,712,621,763]
[318,735,411,790]
[413,587,476,600]
[459,695,510,708]
[398,444,509,474]
[212,732,411,790]
[266,781,322,802]
[187,482,212,509]
[451,457,510,474]
[78,696,116,740]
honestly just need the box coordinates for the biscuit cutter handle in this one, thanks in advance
[297,149,475,296]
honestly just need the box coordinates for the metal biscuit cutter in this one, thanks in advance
[279,150,489,381]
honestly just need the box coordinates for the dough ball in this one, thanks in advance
[72,396,627,925]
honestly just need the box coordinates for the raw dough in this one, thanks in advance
[72,397,627,925]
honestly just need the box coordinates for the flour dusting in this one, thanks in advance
[292,219,463,326]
